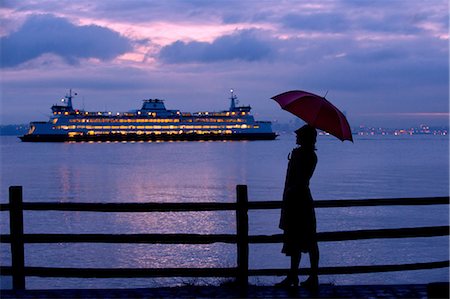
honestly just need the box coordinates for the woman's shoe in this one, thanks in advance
[300,276,318,290]
[275,275,299,287]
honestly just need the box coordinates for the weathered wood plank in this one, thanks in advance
[1,260,447,278]
[9,186,25,290]
[249,226,450,243]
[248,197,449,209]
[1,226,446,244]
[0,233,237,244]
[249,260,450,276]
[0,266,237,278]
[1,196,447,212]
[236,185,249,287]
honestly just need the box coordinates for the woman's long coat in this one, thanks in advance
[279,146,317,255]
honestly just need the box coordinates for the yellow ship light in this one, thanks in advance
[68,132,83,137]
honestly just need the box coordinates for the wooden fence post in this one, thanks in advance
[9,186,25,290]
[236,184,249,287]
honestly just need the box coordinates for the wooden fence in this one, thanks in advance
[0,185,449,290]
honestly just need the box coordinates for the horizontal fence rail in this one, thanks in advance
[0,202,237,212]
[1,185,449,290]
[1,226,448,244]
[1,261,448,278]
[1,197,448,212]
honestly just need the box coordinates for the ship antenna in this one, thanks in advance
[229,89,237,111]
[323,90,329,98]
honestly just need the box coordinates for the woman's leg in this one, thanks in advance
[300,242,319,289]
[276,252,301,286]
[290,252,301,277]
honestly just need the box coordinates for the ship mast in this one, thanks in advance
[65,89,75,111]
[229,89,237,111]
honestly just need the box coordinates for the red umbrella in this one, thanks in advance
[271,90,353,142]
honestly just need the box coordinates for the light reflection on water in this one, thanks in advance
[26,243,236,269]
[0,134,448,288]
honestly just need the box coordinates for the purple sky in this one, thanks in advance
[1,0,448,126]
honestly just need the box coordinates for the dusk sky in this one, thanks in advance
[1,0,448,127]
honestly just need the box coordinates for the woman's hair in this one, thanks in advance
[295,125,317,147]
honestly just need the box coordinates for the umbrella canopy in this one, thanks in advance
[271,90,353,142]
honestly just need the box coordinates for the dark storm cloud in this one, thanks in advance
[281,11,423,35]
[280,0,440,35]
[0,14,132,68]
[159,29,275,63]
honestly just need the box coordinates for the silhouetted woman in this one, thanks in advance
[276,124,319,289]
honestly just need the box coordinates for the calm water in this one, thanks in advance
[0,134,448,289]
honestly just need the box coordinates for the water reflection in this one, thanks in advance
[0,135,448,288]
[26,243,236,269]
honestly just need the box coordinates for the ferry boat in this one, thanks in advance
[20,90,277,142]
